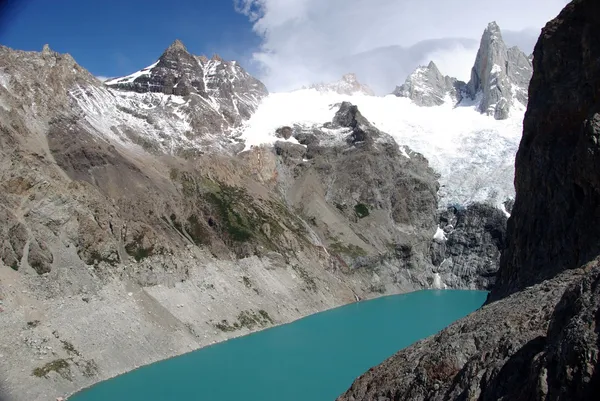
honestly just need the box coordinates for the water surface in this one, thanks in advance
[71,290,487,401]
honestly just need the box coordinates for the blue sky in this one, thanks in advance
[0,0,261,79]
[0,0,568,91]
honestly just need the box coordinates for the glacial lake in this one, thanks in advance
[70,290,487,401]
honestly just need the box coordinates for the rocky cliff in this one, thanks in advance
[492,0,600,300]
[466,22,532,119]
[337,0,600,399]
[431,203,507,290]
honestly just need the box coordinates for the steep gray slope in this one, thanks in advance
[337,1,600,399]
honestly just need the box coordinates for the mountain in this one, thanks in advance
[394,22,533,120]
[330,38,479,95]
[83,39,267,154]
[337,1,600,399]
[466,22,532,119]
[306,73,375,95]
[392,61,464,106]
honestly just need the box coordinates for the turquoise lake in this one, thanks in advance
[70,290,487,401]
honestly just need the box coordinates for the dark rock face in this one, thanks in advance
[275,126,292,140]
[337,1,600,400]
[431,203,507,289]
[492,0,600,301]
[106,40,266,101]
[337,264,598,401]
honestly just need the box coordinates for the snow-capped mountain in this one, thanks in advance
[466,22,532,119]
[394,22,532,120]
[392,61,464,107]
[240,22,530,209]
[307,73,375,96]
[70,40,268,154]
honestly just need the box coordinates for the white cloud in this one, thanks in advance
[235,0,569,93]
[420,44,482,83]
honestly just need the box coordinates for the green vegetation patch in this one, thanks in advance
[354,203,370,218]
[206,186,255,242]
[292,264,317,291]
[214,309,274,332]
[125,234,154,262]
[171,171,311,251]
[61,340,81,357]
[329,241,368,258]
[32,359,71,380]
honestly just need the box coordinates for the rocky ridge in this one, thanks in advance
[337,1,600,399]
[394,22,532,120]
[82,40,266,154]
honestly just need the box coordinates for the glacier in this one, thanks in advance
[238,88,524,209]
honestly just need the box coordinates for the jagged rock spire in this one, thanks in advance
[466,21,532,120]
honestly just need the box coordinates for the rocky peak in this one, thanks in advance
[104,39,267,102]
[393,61,465,106]
[166,39,187,53]
[330,101,381,145]
[466,21,532,120]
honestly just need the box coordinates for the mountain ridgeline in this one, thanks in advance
[338,0,600,399]
[394,22,532,120]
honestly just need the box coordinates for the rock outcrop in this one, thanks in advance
[466,22,532,119]
[432,203,507,290]
[337,1,600,400]
[393,61,465,106]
